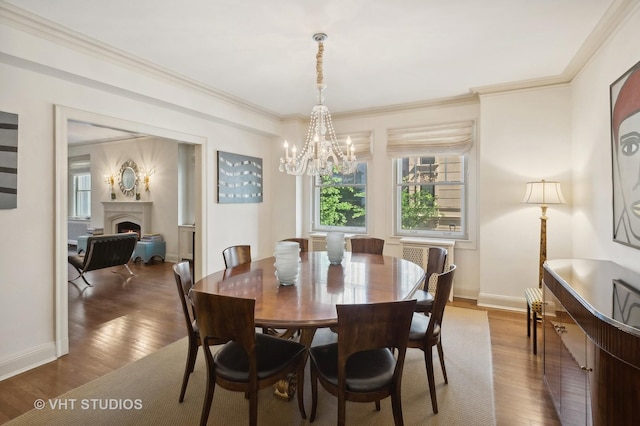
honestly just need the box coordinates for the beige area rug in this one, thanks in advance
[7,307,495,425]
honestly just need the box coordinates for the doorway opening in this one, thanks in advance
[55,106,207,358]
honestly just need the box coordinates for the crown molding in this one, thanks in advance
[279,93,479,123]
[472,0,639,96]
[2,0,637,119]
[332,93,480,120]
[0,1,279,121]
[563,0,640,78]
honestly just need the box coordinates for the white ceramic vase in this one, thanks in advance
[326,232,345,265]
[274,241,300,285]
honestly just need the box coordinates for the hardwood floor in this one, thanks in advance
[451,299,560,425]
[0,259,560,425]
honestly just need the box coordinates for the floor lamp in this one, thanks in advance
[522,180,566,288]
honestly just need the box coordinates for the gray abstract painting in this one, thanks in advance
[0,111,18,209]
[217,151,263,203]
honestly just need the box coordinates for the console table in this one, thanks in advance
[543,259,640,425]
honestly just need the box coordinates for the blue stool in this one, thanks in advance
[76,235,89,254]
[132,240,166,263]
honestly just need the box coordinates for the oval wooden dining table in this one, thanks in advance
[193,251,425,338]
[192,250,425,399]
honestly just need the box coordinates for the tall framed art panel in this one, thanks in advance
[611,60,640,249]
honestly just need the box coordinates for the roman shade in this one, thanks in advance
[386,121,474,157]
[336,131,373,160]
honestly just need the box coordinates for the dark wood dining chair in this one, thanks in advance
[349,237,385,255]
[308,299,417,426]
[413,247,448,314]
[172,261,201,403]
[222,244,279,335]
[281,237,309,252]
[191,292,307,426]
[407,264,456,414]
[222,245,251,268]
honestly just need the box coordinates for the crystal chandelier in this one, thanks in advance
[279,33,357,176]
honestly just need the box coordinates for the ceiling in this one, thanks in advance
[6,1,622,123]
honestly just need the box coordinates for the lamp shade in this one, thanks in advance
[522,180,566,205]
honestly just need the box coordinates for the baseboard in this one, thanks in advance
[477,292,526,312]
[453,288,478,300]
[0,342,57,381]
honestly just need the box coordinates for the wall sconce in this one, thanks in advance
[138,167,155,192]
[104,173,116,200]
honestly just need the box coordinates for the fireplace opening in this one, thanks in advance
[117,221,141,239]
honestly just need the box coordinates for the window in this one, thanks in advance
[313,163,367,233]
[388,121,474,239]
[69,155,91,219]
[72,173,91,218]
[396,155,465,238]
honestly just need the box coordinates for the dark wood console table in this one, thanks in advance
[543,259,640,425]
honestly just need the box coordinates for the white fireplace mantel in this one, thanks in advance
[102,201,152,236]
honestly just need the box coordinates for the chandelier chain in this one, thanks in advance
[316,41,324,86]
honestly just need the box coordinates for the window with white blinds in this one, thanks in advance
[69,155,92,219]
[388,121,474,239]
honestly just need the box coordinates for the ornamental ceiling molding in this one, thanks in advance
[0,1,279,122]
[472,0,640,96]
[1,0,638,117]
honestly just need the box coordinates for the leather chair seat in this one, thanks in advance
[309,344,395,392]
[408,312,440,342]
[413,289,434,313]
[214,334,306,382]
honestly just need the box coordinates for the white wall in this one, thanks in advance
[477,86,573,309]
[0,16,288,379]
[569,7,640,272]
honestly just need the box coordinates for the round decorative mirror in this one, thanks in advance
[118,160,139,197]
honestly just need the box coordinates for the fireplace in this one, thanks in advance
[117,221,141,238]
[102,201,152,236]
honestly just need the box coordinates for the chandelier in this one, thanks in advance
[279,33,357,176]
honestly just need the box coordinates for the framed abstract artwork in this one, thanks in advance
[610,60,640,249]
[0,111,18,209]
[217,151,263,204]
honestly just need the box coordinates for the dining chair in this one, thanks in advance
[413,247,448,314]
[172,261,201,403]
[281,237,309,252]
[191,292,307,426]
[222,244,282,336]
[349,237,385,255]
[407,264,456,414]
[308,299,417,426]
[222,245,251,268]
